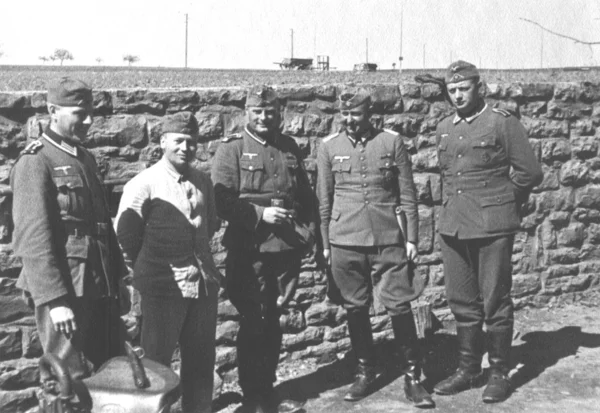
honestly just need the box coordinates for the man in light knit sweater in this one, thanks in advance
[116,112,222,413]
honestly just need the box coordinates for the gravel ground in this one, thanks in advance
[210,289,600,413]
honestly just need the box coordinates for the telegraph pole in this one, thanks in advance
[185,13,188,68]
[366,38,369,63]
[423,43,426,68]
[291,29,294,59]
[540,27,544,68]
[399,7,403,72]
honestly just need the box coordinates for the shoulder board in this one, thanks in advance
[21,140,43,155]
[222,133,243,143]
[383,128,399,136]
[492,108,511,118]
[322,132,340,143]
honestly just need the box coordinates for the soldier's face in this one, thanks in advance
[50,104,93,142]
[341,104,370,137]
[247,105,280,137]
[160,133,197,171]
[447,79,481,115]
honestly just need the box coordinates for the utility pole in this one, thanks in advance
[423,43,426,68]
[398,6,403,72]
[291,29,294,59]
[184,13,188,68]
[366,37,369,63]
[540,27,544,68]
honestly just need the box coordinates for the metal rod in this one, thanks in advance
[185,13,188,68]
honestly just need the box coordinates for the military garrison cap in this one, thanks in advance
[339,88,371,110]
[47,77,93,107]
[445,60,479,84]
[246,85,280,108]
[161,112,199,136]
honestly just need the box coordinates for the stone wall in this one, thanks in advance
[1,82,600,412]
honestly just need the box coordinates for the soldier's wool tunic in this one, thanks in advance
[212,126,316,396]
[317,127,424,313]
[435,104,543,331]
[10,129,127,378]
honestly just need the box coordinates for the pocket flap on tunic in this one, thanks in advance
[334,162,351,173]
[480,192,515,207]
[471,135,497,149]
[285,157,299,169]
[240,159,264,172]
[53,174,84,189]
[438,138,449,150]
[65,235,89,259]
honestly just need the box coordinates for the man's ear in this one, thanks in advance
[47,104,57,120]
[159,135,166,150]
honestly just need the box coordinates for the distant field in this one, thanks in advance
[0,65,599,91]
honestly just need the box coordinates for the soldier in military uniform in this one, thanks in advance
[10,77,128,379]
[211,86,315,413]
[317,89,434,408]
[432,61,543,403]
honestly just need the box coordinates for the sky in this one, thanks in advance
[1,0,599,70]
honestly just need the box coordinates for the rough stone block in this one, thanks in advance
[305,302,338,326]
[560,160,590,186]
[411,147,439,172]
[0,388,37,413]
[541,139,571,163]
[217,301,239,322]
[521,101,547,117]
[215,320,239,345]
[418,206,434,253]
[536,165,560,192]
[0,279,32,325]
[0,328,22,360]
[553,83,580,102]
[413,173,432,204]
[280,309,305,333]
[195,111,223,142]
[282,112,304,136]
[428,101,454,121]
[521,117,569,138]
[304,113,333,137]
[400,83,421,99]
[87,115,147,148]
[557,222,586,247]
[519,83,555,100]
[314,85,337,101]
[111,90,165,115]
[571,135,599,159]
[403,99,429,114]
[421,83,443,100]
[429,264,444,286]
[546,100,592,120]
[383,114,424,138]
[535,188,575,213]
[215,346,237,371]
[512,274,541,298]
[104,160,146,181]
[587,223,600,244]
[0,93,32,110]
[575,185,600,209]
[293,285,326,304]
[281,326,324,351]
[276,86,315,102]
[545,248,580,265]
[0,359,40,390]
[573,207,600,223]
[0,115,26,155]
[370,315,391,332]
[198,88,246,107]
[323,324,347,342]
[577,82,600,102]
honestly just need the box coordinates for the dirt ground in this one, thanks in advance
[213,290,600,413]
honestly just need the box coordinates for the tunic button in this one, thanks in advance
[497,196,501,203]
[274,173,278,177]
[365,200,369,204]
[362,166,367,170]
[385,162,390,167]
[459,136,463,140]
[458,189,463,194]
[457,172,462,176]
[249,166,254,170]
[457,154,462,158]
[481,142,485,146]
[362,183,367,187]
[362,174,367,178]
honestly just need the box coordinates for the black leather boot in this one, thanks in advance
[344,308,377,401]
[391,313,435,408]
[434,326,483,395]
[482,329,512,403]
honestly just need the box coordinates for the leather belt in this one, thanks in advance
[63,222,108,237]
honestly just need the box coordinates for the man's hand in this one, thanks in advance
[48,304,77,336]
[406,242,418,262]
[262,207,292,225]
[322,248,331,266]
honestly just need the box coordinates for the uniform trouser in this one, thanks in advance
[225,248,301,398]
[140,281,219,413]
[439,234,515,332]
[330,244,421,316]
[35,296,123,380]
